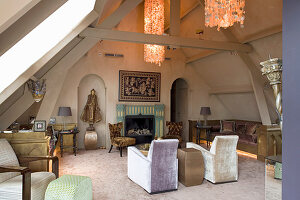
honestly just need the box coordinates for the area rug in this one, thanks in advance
[59,149,264,200]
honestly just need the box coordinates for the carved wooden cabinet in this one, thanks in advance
[257,125,282,161]
[0,131,50,171]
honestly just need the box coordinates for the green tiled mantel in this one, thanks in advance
[116,104,165,137]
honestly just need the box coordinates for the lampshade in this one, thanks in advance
[58,107,72,116]
[200,107,211,115]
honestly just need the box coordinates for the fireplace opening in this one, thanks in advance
[125,114,155,144]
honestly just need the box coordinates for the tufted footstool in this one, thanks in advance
[45,175,92,200]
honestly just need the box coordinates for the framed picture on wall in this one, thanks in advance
[119,70,161,102]
[34,120,46,132]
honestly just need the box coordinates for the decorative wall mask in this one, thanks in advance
[27,79,46,102]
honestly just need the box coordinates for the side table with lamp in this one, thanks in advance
[195,107,212,147]
[57,107,79,157]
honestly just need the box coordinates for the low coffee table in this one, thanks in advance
[135,143,151,156]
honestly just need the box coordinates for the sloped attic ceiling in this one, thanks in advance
[0,0,41,34]
[0,0,282,128]
[0,0,99,104]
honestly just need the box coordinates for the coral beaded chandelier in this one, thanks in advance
[205,0,246,31]
[144,0,165,66]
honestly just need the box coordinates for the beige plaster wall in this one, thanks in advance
[51,40,214,148]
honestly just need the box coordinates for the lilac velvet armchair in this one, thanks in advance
[127,139,179,194]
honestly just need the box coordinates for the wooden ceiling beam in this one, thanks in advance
[170,0,181,36]
[209,85,253,95]
[90,0,110,27]
[186,24,282,64]
[241,25,282,43]
[165,1,200,31]
[80,28,253,52]
[97,0,144,29]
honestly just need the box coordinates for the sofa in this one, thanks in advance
[189,120,262,155]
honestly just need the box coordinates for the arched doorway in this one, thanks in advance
[78,74,106,149]
[170,78,189,141]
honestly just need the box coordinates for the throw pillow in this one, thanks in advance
[245,122,258,143]
[220,120,235,132]
[245,123,257,136]
[166,121,183,136]
[236,124,247,135]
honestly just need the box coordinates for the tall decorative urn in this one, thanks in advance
[260,58,283,130]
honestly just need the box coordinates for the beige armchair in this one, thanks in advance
[0,139,58,200]
[187,135,239,183]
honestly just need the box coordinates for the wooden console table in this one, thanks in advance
[195,125,212,147]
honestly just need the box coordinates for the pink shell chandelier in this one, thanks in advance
[144,0,165,66]
[205,0,246,31]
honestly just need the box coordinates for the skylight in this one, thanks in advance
[0,0,96,94]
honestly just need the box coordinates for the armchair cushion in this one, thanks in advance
[112,137,136,147]
[108,122,123,139]
[0,139,20,183]
[166,121,183,136]
[0,172,55,200]
[161,135,182,143]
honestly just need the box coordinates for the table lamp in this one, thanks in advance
[200,107,211,126]
[58,107,72,131]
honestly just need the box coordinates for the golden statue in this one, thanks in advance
[81,89,102,130]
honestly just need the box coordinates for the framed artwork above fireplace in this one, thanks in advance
[119,70,161,102]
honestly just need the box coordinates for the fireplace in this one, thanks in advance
[125,114,155,144]
[116,104,165,137]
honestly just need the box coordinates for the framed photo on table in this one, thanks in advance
[34,120,46,132]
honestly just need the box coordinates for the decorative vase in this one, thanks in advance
[84,131,98,150]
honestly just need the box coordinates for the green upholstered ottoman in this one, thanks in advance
[274,162,282,179]
[45,175,92,200]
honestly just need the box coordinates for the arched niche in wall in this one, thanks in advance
[78,74,106,149]
[170,78,189,142]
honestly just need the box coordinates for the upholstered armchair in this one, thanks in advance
[162,121,183,145]
[0,138,58,200]
[108,122,136,157]
[187,135,239,183]
[128,139,179,194]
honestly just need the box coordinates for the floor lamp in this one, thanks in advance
[58,107,72,131]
